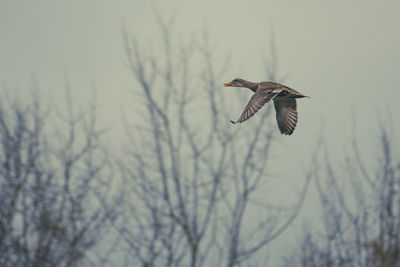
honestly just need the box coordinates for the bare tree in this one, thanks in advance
[113,16,311,267]
[0,82,115,267]
[282,121,400,267]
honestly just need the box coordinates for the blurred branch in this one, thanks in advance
[284,118,400,267]
[0,83,116,267]
[117,15,310,267]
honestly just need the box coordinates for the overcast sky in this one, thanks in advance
[1,0,400,263]
[2,0,399,139]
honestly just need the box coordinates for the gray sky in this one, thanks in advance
[1,0,400,263]
[2,0,399,137]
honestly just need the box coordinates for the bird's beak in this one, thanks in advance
[224,82,233,87]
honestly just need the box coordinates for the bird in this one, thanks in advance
[224,78,309,135]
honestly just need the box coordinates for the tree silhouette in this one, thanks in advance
[113,17,311,267]
[282,122,400,267]
[0,83,116,267]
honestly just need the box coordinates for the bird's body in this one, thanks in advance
[224,78,308,135]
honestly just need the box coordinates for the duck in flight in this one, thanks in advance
[224,78,309,135]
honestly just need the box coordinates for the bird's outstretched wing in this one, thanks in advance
[273,97,298,135]
[231,89,282,124]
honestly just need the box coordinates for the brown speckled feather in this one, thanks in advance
[233,89,282,123]
[225,78,308,135]
[273,97,298,135]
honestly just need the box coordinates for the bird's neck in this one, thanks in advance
[242,80,258,92]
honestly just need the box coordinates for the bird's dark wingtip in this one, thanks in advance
[230,120,236,124]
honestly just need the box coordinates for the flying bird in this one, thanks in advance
[224,78,309,135]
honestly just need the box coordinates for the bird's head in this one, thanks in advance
[224,78,247,88]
